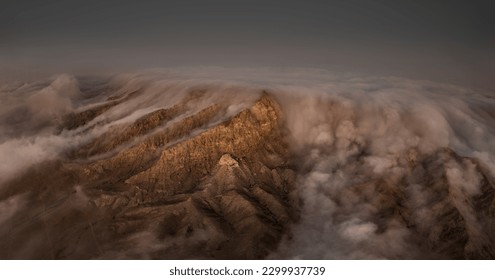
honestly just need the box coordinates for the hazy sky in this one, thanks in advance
[1,0,494,89]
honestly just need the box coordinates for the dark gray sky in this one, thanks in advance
[1,0,494,89]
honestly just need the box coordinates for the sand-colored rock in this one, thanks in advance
[0,90,298,259]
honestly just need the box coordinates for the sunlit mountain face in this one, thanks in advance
[0,69,494,259]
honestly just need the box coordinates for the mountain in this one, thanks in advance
[0,88,298,259]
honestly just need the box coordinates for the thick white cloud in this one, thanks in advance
[0,68,494,259]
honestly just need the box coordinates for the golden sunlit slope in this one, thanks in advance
[0,90,298,259]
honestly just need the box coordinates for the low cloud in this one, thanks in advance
[0,68,494,259]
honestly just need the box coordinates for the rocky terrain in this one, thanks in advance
[0,73,494,259]
[0,86,298,259]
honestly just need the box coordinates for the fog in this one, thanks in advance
[0,68,494,258]
[267,74,495,258]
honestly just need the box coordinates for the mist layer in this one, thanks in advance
[0,68,494,259]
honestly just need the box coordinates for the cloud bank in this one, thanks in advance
[0,68,494,259]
